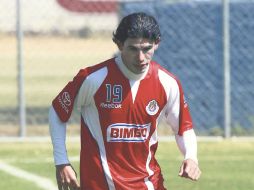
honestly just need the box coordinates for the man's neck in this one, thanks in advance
[115,54,149,81]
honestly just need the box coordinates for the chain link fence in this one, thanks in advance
[0,0,253,137]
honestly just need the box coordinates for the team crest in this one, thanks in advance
[146,100,159,116]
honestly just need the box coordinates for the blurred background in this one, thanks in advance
[0,0,254,138]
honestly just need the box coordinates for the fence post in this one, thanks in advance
[16,0,26,137]
[222,0,231,138]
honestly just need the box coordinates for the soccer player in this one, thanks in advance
[49,12,201,190]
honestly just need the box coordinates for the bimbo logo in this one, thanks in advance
[107,123,151,142]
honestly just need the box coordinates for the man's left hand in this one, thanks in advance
[178,159,201,181]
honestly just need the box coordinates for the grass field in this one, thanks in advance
[0,140,253,190]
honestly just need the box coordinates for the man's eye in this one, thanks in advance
[129,47,138,51]
[143,48,151,52]
[143,46,152,52]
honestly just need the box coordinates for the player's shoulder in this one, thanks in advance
[151,61,183,95]
[87,58,115,74]
[75,58,115,79]
[151,60,179,82]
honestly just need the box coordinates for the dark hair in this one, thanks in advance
[113,12,161,44]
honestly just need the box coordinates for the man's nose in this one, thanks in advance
[138,50,145,62]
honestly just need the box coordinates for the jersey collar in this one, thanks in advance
[115,54,149,81]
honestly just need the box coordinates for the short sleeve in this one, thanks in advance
[161,72,193,135]
[52,69,88,122]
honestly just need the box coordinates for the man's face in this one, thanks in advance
[119,38,159,74]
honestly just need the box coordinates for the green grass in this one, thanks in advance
[0,140,253,190]
[160,141,254,189]
[0,170,43,190]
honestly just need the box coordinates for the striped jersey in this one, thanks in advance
[52,56,193,190]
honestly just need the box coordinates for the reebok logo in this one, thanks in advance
[100,102,122,109]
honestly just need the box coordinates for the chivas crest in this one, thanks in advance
[146,100,159,116]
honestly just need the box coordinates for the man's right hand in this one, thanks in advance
[56,164,80,190]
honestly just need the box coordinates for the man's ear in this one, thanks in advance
[154,43,159,50]
[154,39,160,50]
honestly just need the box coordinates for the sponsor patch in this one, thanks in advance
[107,123,151,142]
[100,102,122,109]
[62,92,71,106]
[58,91,71,113]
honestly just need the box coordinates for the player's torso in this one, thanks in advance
[80,60,168,190]
[95,62,166,141]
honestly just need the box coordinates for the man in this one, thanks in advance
[49,12,201,190]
